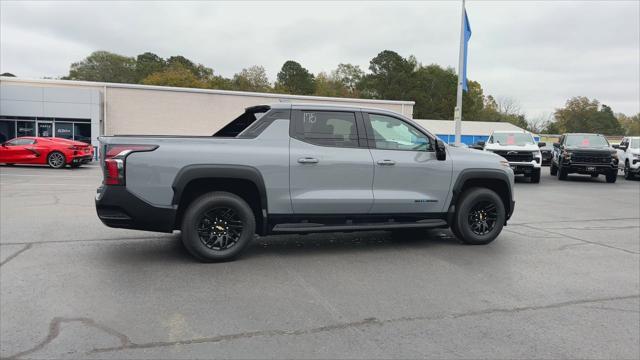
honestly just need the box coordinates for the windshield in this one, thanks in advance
[489,132,535,146]
[630,138,640,149]
[565,134,610,148]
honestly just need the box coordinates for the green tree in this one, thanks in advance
[167,56,214,81]
[331,63,364,96]
[63,51,137,83]
[135,52,166,82]
[314,72,349,97]
[616,113,640,136]
[359,50,416,100]
[275,60,315,95]
[554,97,623,135]
[141,64,207,88]
[232,65,271,92]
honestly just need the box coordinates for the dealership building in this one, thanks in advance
[1,77,533,153]
[0,77,414,151]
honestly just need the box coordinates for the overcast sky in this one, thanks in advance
[1,0,639,118]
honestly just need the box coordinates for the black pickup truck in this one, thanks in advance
[550,133,619,183]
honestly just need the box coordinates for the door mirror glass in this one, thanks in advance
[537,142,546,148]
[436,139,446,161]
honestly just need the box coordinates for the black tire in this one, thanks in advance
[181,191,255,262]
[530,168,541,183]
[47,151,66,169]
[452,187,506,245]
[550,162,558,176]
[624,161,634,180]
[605,171,617,183]
[557,164,568,180]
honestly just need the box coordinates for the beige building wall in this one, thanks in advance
[1,78,415,136]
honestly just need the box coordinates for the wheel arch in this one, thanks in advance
[449,169,514,223]
[172,165,268,235]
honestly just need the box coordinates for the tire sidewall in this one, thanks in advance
[181,192,255,262]
[455,188,505,245]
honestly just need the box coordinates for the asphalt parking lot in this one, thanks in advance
[1,164,639,359]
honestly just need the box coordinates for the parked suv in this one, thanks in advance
[95,104,515,262]
[479,131,543,183]
[615,136,640,180]
[550,133,618,182]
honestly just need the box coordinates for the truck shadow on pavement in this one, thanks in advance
[101,230,463,265]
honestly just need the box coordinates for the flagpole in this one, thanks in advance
[453,0,466,146]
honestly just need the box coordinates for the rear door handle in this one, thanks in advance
[377,159,396,166]
[298,157,319,164]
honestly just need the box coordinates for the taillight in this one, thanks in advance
[103,144,157,186]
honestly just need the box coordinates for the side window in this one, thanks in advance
[6,139,33,146]
[367,114,432,151]
[296,111,359,148]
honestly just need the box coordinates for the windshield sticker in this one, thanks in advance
[581,138,590,146]
[506,134,515,145]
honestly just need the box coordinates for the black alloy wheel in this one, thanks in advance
[196,207,244,251]
[181,191,255,262]
[624,162,634,180]
[467,201,498,236]
[452,187,505,245]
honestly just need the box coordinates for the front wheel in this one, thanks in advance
[530,168,541,183]
[452,187,506,245]
[605,171,617,183]
[624,161,634,180]
[47,151,66,169]
[550,162,558,176]
[557,165,568,180]
[181,191,255,262]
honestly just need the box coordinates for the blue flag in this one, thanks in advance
[462,9,472,91]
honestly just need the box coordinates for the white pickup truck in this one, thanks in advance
[615,136,640,180]
[478,130,543,183]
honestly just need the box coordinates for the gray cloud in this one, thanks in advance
[1,0,638,117]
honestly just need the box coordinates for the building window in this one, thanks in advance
[55,122,73,139]
[38,123,53,137]
[16,121,35,137]
[73,123,91,144]
[0,120,16,143]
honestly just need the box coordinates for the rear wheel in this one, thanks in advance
[47,151,66,169]
[606,171,617,183]
[452,188,505,245]
[181,191,255,262]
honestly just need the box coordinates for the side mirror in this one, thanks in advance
[435,139,446,161]
[619,145,627,151]
[612,144,620,149]
[537,142,546,148]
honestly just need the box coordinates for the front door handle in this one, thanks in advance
[377,159,396,166]
[298,157,319,164]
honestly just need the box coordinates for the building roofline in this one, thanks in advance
[0,77,415,106]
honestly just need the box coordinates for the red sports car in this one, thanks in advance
[0,137,94,169]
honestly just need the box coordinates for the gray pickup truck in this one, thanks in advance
[96,104,515,261]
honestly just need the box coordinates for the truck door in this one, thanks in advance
[363,112,452,213]
[289,109,374,214]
